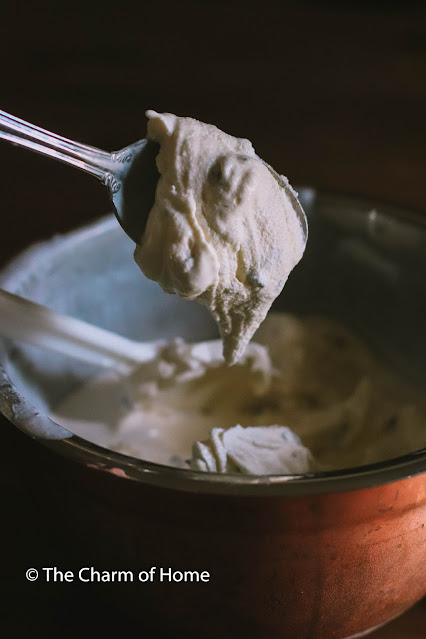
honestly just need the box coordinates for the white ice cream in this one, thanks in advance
[51,314,426,475]
[134,111,306,364]
[191,426,313,474]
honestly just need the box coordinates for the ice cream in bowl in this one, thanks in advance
[0,113,425,639]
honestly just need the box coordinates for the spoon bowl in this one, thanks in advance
[109,139,160,243]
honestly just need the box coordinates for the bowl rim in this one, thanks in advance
[0,190,425,496]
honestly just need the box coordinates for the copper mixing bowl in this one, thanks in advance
[0,190,425,638]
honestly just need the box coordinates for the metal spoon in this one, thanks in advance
[0,109,308,247]
[0,109,160,243]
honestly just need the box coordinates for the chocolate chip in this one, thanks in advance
[384,415,398,432]
[120,395,133,410]
[299,393,320,409]
[209,161,224,185]
[247,398,280,416]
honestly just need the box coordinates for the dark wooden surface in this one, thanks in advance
[0,1,425,636]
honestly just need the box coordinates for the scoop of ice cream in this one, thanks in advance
[190,425,313,474]
[134,111,306,364]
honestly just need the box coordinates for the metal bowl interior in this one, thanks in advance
[0,189,425,495]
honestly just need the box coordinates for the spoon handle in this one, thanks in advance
[0,289,159,375]
[0,109,114,183]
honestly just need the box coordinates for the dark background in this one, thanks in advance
[0,1,425,636]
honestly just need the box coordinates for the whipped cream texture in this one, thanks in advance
[51,314,426,476]
[134,111,306,364]
[191,425,313,474]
